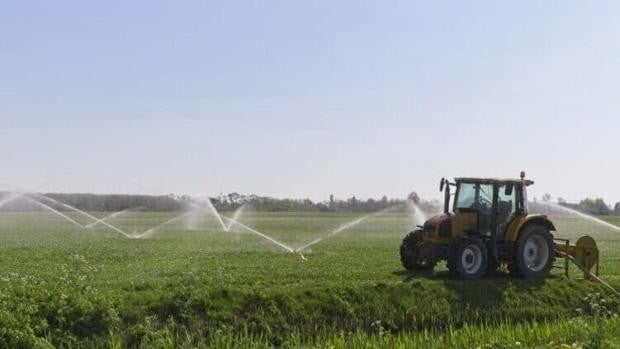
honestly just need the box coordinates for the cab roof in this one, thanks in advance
[455,177,534,186]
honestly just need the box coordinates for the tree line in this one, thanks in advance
[0,192,189,212]
[204,192,439,213]
[0,191,439,213]
[538,194,620,216]
[2,191,617,216]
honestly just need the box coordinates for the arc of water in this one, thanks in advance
[0,182,52,210]
[133,212,193,239]
[220,215,296,253]
[133,199,247,239]
[202,198,228,231]
[294,215,369,253]
[26,197,85,228]
[189,201,246,232]
[33,194,133,238]
[186,200,300,256]
[85,207,142,228]
[542,202,620,232]
[0,191,28,210]
[225,204,247,231]
[295,204,404,253]
[407,201,428,226]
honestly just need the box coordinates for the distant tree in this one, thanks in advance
[228,192,241,205]
[557,197,567,204]
[614,202,620,215]
[542,193,552,202]
[349,196,358,211]
[578,198,611,215]
[407,191,420,204]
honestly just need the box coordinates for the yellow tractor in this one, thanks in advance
[401,172,599,279]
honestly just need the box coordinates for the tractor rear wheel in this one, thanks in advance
[400,230,436,271]
[453,236,488,280]
[511,224,555,279]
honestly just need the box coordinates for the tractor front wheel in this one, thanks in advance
[400,230,436,271]
[452,236,488,280]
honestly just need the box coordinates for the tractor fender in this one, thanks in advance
[505,214,556,242]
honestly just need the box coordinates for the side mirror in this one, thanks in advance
[440,178,445,192]
[505,184,513,196]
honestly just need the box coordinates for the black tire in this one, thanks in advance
[400,230,435,271]
[452,236,488,280]
[511,224,555,279]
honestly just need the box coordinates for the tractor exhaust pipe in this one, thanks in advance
[440,178,451,214]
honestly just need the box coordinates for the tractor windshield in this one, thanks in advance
[454,182,493,215]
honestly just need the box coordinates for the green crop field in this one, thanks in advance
[0,211,619,348]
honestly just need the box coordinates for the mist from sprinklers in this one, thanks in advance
[131,198,300,255]
[194,200,299,254]
[32,194,134,238]
[227,204,247,231]
[137,200,249,238]
[0,191,133,237]
[295,204,408,253]
[186,199,248,232]
[0,182,51,210]
[133,212,193,239]
[85,207,142,228]
[534,201,620,232]
[0,191,28,210]
[203,197,228,231]
[221,215,297,254]
[132,195,414,259]
[12,186,618,264]
[25,197,86,228]
[0,190,252,240]
[407,200,428,227]
[0,188,438,259]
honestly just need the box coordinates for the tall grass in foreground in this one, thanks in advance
[96,317,620,348]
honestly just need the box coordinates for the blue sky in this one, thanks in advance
[1,1,620,203]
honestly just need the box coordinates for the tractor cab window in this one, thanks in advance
[455,182,493,234]
[455,183,493,215]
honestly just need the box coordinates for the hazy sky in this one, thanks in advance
[2,1,620,203]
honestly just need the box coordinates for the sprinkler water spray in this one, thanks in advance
[33,194,133,238]
[85,207,142,228]
[295,204,404,253]
[26,197,86,228]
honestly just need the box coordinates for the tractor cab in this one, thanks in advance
[443,174,533,240]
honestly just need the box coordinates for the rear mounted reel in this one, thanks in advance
[555,235,600,279]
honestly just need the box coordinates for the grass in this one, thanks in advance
[0,210,619,347]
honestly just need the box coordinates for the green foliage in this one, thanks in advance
[0,211,618,347]
[576,293,618,318]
